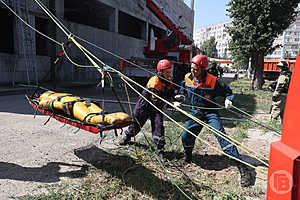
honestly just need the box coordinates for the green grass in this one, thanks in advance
[18,77,274,200]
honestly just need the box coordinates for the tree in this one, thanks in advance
[227,0,300,89]
[199,36,218,58]
[230,41,250,70]
[284,51,292,59]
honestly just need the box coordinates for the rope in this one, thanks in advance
[33,0,70,37]
[0,0,61,46]
[123,80,140,158]
[180,103,223,110]
[121,114,194,200]
[121,76,268,174]
[106,72,127,113]
[64,45,271,167]
[232,105,280,134]
[4,0,280,136]
[63,32,270,169]
[34,0,72,35]
[61,44,94,68]
[31,0,268,172]
[109,73,269,167]
[72,43,270,166]
[72,31,281,134]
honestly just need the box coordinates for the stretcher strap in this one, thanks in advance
[83,112,105,123]
[61,99,86,116]
[55,94,73,101]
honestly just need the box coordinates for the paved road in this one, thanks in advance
[0,94,120,199]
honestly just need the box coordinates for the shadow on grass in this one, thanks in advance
[0,162,87,183]
[193,154,268,187]
[74,144,199,200]
[163,150,264,188]
[193,154,266,169]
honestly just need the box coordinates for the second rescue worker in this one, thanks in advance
[178,54,255,187]
[119,59,176,160]
[270,60,292,123]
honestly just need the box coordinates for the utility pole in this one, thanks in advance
[191,0,194,11]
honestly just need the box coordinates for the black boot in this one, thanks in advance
[184,151,193,163]
[119,135,131,145]
[237,163,256,187]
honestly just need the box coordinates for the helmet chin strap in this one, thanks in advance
[193,67,205,80]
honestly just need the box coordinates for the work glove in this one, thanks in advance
[174,94,185,102]
[225,99,233,109]
[173,102,181,107]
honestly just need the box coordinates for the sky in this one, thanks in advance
[184,0,231,30]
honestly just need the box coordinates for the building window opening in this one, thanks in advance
[148,24,166,40]
[35,17,50,56]
[118,11,146,40]
[64,0,115,31]
[0,9,14,54]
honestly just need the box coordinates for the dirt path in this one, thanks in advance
[242,129,280,192]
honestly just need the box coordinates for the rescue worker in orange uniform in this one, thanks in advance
[119,59,176,160]
[178,54,255,187]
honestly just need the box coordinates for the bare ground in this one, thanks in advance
[0,88,132,200]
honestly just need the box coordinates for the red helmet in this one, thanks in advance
[157,59,172,72]
[191,55,208,68]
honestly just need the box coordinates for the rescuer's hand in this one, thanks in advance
[174,95,185,102]
[173,102,181,107]
[225,99,233,109]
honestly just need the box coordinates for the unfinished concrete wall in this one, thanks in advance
[0,0,193,85]
[54,21,149,81]
[56,0,194,81]
[97,0,193,39]
[0,0,51,85]
[0,53,50,85]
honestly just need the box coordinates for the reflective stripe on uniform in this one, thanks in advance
[153,135,165,141]
[183,144,194,148]
[147,76,172,91]
[184,73,217,89]
[222,143,234,151]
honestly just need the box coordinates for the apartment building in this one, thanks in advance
[266,7,300,59]
[194,5,300,60]
[193,21,231,58]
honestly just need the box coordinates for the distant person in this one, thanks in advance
[218,66,224,78]
[267,81,277,92]
[206,62,219,77]
[270,61,292,123]
[234,69,239,80]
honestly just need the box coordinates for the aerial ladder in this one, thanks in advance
[144,0,193,64]
[122,0,194,86]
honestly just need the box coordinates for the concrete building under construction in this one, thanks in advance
[0,0,194,86]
